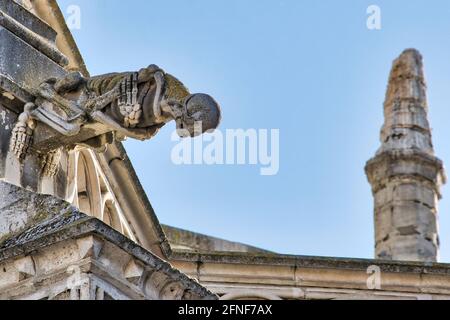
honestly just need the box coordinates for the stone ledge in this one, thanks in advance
[0,198,216,300]
[169,250,450,276]
[0,10,68,67]
[0,0,57,42]
[0,26,66,97]
[0,181,76,245]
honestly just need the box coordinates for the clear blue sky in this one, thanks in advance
[57,0,450,261]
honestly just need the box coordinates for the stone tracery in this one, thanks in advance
[69,148,137,242]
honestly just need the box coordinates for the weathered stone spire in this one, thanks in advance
[365,49,446,262]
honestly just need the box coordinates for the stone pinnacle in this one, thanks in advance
[378,49,433,155]
[365,49,446,262]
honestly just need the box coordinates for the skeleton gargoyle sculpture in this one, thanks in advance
[9,65,221,176]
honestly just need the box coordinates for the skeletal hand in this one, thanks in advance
[118,72,142,128]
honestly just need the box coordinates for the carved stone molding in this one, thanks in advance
[0,191,216,300]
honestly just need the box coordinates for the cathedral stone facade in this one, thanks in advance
[2,0,450,300]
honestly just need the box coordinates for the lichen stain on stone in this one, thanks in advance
[0,234,10,247]
[0,110,6,125]
[32,210,50,224]
[164,74,190,102]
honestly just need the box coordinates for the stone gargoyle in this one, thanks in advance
[9,65,221,175]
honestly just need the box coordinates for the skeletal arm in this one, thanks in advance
[90,110,162,140]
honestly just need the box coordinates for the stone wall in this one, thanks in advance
[0,0,71,197]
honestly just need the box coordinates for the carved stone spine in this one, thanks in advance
[365,49,446,262]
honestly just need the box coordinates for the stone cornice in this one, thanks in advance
[0,2,67,66]
[169,250,450,299]
[365,149,446,193]
[169,250,450,276]
[0,211,216,300]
